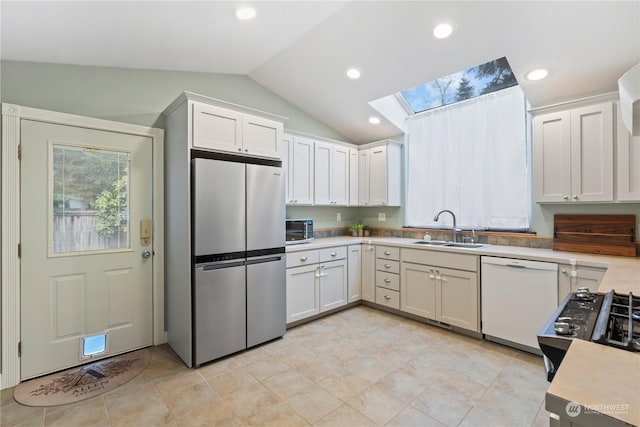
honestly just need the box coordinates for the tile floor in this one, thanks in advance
[1,306,552,426]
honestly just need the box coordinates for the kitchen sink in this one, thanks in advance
[413,241,483,248]
[444,243,484,248]
[413,240,449,245]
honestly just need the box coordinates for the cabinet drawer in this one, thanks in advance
[376,271,399,291]
[376,287,400,309]
[376,246,400,260]
[319,246,347,263]
[376,259,399,274]
[287,250,319,268]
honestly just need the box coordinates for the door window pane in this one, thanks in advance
[51,144,130,254]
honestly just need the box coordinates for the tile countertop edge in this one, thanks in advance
[287,236,640,426]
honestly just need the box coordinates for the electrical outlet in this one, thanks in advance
[378,212,386,221]
[337,212,341,221]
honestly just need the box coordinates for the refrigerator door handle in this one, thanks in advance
[246,255,284,266]
[199,260,246,271]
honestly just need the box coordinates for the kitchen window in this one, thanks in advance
[405,85,530,230]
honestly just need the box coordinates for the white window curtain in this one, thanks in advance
[406,86,529,230]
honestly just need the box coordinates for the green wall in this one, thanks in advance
[0,61,348,141]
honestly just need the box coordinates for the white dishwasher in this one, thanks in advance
[481,256,558,354]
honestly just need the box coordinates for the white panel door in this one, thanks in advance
[369,145,388,205]
[20,120,153,379]
[570,103,613,201]
[242,115,282,159]
[192,102,243,153]
[314,141,331,205]
[291,136,314,205]
[358,149,370,206]
[331,145,350,206]
[349,148,358,205]
[533,111,571,202]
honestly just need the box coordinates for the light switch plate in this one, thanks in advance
[378,212,386,221]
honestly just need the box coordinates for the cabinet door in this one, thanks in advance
[286,264,319,323]
[347,245,362,302]
[533,111,571,202]
[570,103,613,202]
[314,141,331,205]
[400,263,436,319]
[283,134,293,203]
[242,115,283,159]
[192,102,243,153]
[291,136,314,205]
[361,243,376,302]
[616,102,640,201]
[358,149,370,206]
[319,260,347,312]
[557,265,606,300]
[331,145,350,206]
[369,145,388,205]
[437,267,479,331]
[349,148,358,205]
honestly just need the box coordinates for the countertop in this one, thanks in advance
[287,236,640,425]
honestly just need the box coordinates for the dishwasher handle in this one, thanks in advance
[506,263,527,269]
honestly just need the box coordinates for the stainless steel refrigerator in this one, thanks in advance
[192,157,286,367]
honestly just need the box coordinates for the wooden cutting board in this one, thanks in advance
[553,214,636,257]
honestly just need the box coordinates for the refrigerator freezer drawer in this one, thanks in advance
[194,262,247,366]
[246,255,286,348]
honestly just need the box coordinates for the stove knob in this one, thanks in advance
[554,321,572,335]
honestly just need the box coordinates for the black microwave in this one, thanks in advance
[285,219,313,244]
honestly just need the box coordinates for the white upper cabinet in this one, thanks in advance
[533,101,613,202]
[359,140,402,206]
[193,102,243,153]
[615,101,640,201]
[189,97,283,159]
[349,148,358,206]
[284,134,314,205]
[358,149,371,206]
[242,115,283,159]
[314,141,349,206]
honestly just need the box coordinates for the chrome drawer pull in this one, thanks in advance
[300,256,308,261]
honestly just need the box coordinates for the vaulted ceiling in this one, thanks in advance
[2,1,638,143]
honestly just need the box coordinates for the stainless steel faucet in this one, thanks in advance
[433,209,459,243]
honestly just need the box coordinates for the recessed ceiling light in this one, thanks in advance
[346,68,361,79]
[526,68,549,81]
[433,23,453,39]
[369,116,381,125]
[236,7,257,20]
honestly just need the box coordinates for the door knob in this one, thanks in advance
[142,250,151,259]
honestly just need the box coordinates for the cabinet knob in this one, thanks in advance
[331,252,337,257]
[384,264,391,268]
[384,251,391,255]
[300,256,308,261]
[563,195,569,200]
[384,295,391,300]
[573,195,578,200]
[238,148,242,152]
[244,148,249,152]
[384,278,391,283]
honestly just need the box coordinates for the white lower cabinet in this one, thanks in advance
[319,260,347,311]
[400,249,479,332]
[286,246,347,324]
[557,264,606,300]
[361,243,376,302]
[286,264,319,323]
[347,245,362,302]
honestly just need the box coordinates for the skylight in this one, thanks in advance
[400,57,518,114]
